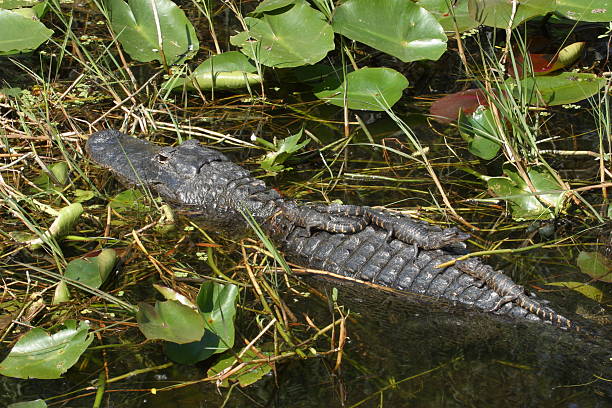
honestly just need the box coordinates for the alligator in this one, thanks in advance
[86,129,577,330]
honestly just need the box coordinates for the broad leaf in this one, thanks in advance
[252,0,294,14]
[576,251,612,283]
[230,0,334,68]
[164,282,238,364]
[137,300,205,344]
[0,9,52,53]
[8,400,48,408]
[468,0,554,28]
[260,128,310,175]
[314,67,409,110]
[556,0,612,22]
[547,281,603,302]
[416,0,479,33]
[109,189,147,211]
[163,51,262,91]
[64,249,117,289]
[430,88,489,123]
[0,320,93,379]
[506,72,606,106]
[486,164,566,220]
[458,107,501,160]
[508,42,586,78]
[106,0,198,64]
[332,0,447,62]
[207,349,272,387]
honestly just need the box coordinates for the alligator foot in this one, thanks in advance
[280,202,368,236]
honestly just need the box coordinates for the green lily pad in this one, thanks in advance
[106,0,199,65]
[33,161,69,190]
[468,0,554,28]
[416,0,479,33]
[230,0,334,68]
[137,300,205,344]
[260,128,310,175]
[486,164,566,220]
[314,67,409,110]
[164,282,238,364]
[0,320,94,379]
[207,349,272,387]
[458,106,502,160]
[506,72,606,106]
[576,251,612,283]
[332,0,447,62]
[252,0,294,14]
[64,249,117,289]
[8,400,48,408]
[163,51,262,91]
[0,9,53,53]
[109,189,147,211]
[556,0,612,22]
[546,281,603,302]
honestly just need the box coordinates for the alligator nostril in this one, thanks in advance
[157,153,169,163]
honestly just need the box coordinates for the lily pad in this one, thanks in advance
[0,9,53,53]
[207,349,273,387]
[106,0,199,65]
[64,249,117,289]
[230,0,334,68]
[163,51,262,91]
[430,88,489,123]
[468,0,554,28]
[109,189,147,211]
[546,281,603,302]
[0,320,94,379]
[137,300,206,344]
[506,72,606,106]
[416,0,479,33]
[332,0,447,62]
[576,251,612,283]
[486,164,566,220]
[458,106,501,160]
[314,67,409,110]
[252,0,294,14]
[8,400,48,408]
[164,282,238,364]
[555,0,612,22]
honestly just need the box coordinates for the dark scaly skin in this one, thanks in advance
[86,130,576,329]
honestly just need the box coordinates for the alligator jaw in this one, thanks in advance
[86,129,164,186]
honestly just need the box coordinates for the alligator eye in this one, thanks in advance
[157,153,169,163]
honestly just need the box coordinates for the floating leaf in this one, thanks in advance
[458,107,501,160]
[430,88,489,123]
[259,128,310,175]
[0,320,94,379]
[506,72,606,106]
[546,281,604,303]
[468,0,554,28]
[52,279,70,304]
[26,203,83,247]
[416,0,479,33]
[509,42,586,78]
[230,0,334,68]
[252,0,294,14]
[73,189,95,203]
[314,67,409,110]
[164,282,238,364]
[0,0,43,9]
[137,300,205,344]
[64,249,117,289]
[163,51,262,91]
[486,164,566,220]
[153,284,197,309]
[576,251,612,283]
[8,400,48,408]
[555,0,612,22]
[207,349,272,387]
[0,9,53,53]
[109,189,147,211]
[106,0,199,65]
[332,0,447,62]
[33,161,69,190]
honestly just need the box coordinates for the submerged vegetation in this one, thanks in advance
[0,0,611,406]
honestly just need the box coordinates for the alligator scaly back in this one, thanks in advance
[86,130,577,330]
